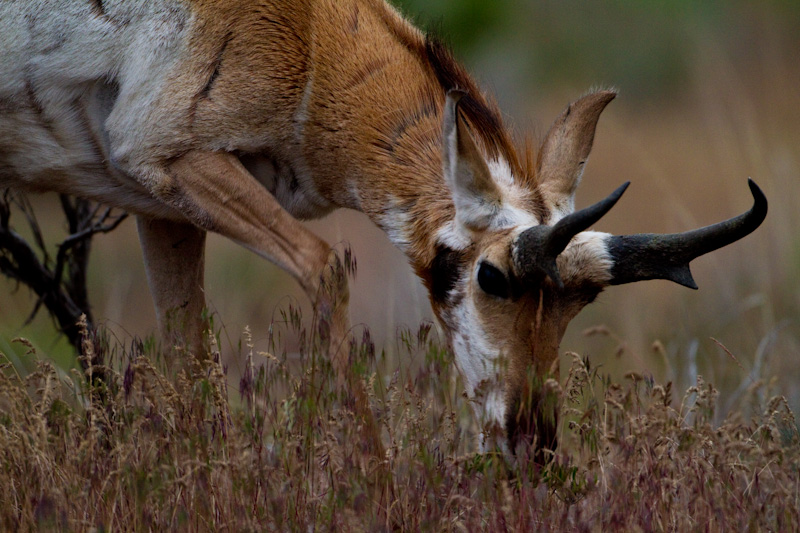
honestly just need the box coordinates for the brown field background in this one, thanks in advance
[1,0,799,420]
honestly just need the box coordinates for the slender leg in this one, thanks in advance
[153,150,350,369]
[145,150,381,455]
[136,216,207,356]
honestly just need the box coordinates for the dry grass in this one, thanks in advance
[1,311,798,532]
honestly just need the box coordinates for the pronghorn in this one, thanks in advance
[0,0,766,455]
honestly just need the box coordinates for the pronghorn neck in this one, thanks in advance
[297,0,535,272]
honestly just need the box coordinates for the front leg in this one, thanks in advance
[152,151,351,373]
[148,150,383,457]
[137,216,208,357]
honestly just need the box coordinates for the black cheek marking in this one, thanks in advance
[430,246,466,303]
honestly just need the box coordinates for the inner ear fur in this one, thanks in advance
[443,90,502,230]
[537,90,616,218]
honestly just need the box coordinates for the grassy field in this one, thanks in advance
[1,316,798,530]
[1,0,799,530]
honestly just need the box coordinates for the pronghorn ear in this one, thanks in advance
[538,90,616,219]
[443,90,502,230]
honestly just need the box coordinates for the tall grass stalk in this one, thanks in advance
[1,312,798,531]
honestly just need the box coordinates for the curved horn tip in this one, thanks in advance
[592,181,630,214]
[612,181,631,201]
[747,178,768,213]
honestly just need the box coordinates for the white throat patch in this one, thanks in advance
[444,292,508,441]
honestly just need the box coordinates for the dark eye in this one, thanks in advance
[477,262,509,299]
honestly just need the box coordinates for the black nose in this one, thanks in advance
[505,387,559,464]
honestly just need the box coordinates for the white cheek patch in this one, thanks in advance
[476,388,511,455]
[482,388,507,430]
[446,296,508,437]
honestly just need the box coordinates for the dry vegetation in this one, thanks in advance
[1,310,798,532]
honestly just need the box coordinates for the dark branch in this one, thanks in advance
[0,190,128,356]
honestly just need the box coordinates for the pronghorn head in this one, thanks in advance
[431,89,767,459]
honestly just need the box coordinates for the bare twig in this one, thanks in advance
[52,202,128,291]
[0,189,128,360]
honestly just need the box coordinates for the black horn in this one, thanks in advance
[514,182,630,288]
[607,179,767,288]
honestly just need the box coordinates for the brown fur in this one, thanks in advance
[183,0,534,268]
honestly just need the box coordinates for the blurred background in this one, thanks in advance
[1,0,798,419]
